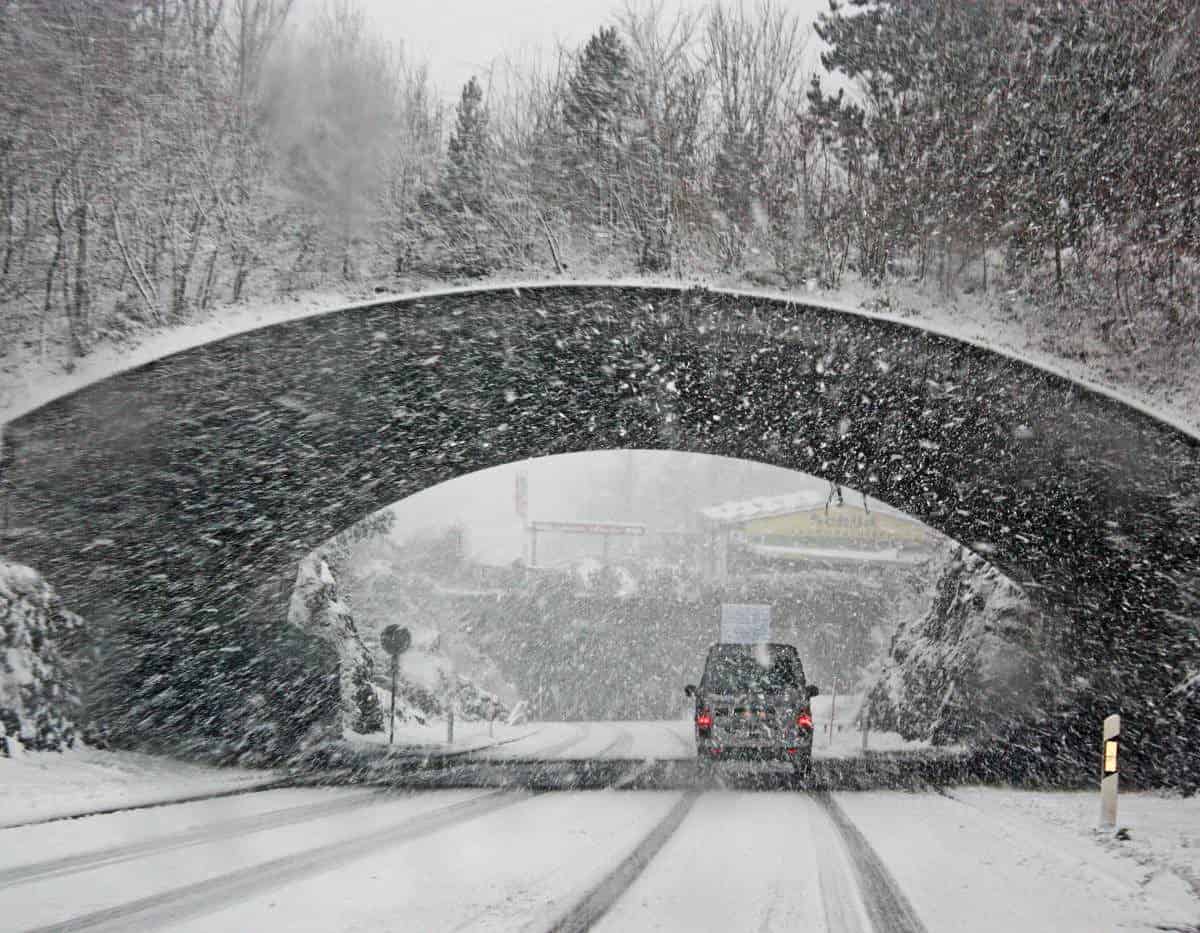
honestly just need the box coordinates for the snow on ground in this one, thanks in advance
[351,715,676,761]
[349,717,540,755]
[167,791,682,933]
[834,789,1199,933]
[0,786,378,872]
[705,272,1200,438]
[469,721,588,759]
[0,288,357,423]
[7,788,493,931]
[949,787,1200,902]
[6,773,1197,932]
[594,792,831,932]
[625,720,695,759]
[810,693,938,758]
[0,746,280,827]
[349,710,935,763]
[351,711,932,763]
[346,678,539,755]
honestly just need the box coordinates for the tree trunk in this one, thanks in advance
[71,197,91,356]
[1,176,14,278]
[198,244,221,311]
[232,250,250,302]
[42,232,65,361]
[171,204,207,319]
[1054,231,1063,293]
[113,208,161,322]
[539,212,565,274]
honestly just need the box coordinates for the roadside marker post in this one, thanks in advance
[380,625,412,746]
[1100,713,1120,829]
[828,676,838,748]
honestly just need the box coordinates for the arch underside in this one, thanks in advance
[4,285,1198,752]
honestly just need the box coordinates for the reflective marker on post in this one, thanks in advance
[1100,713,1120,829]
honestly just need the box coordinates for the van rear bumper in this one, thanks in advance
[697,735,813,760]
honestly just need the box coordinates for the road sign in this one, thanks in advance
[720,603,771,643]
[529,520,646,536]
[380,625,411,746]
[380,625,411,657]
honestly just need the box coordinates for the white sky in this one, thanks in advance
[387,451,827,566]
[292,0,834,102]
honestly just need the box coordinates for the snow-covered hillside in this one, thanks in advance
[339,536,521,719]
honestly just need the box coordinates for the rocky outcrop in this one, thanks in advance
[0,556,85,752]
[865,544,1055,745]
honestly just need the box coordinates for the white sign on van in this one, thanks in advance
[720,603,771,644]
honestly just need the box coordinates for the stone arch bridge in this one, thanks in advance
[2,284,1196,777]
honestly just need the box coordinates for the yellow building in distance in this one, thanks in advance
[700,489,940,580]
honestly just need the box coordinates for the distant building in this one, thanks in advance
[698,490,940,581]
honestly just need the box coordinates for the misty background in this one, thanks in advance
[321,452,938,727]
[383,450,827,566]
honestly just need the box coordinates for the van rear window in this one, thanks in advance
[702,646,802,693]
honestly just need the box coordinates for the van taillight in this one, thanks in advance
[795,710,813,730]
[696,709,713,731]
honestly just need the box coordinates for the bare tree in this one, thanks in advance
[617,1,708,272]
[704,0,808,270]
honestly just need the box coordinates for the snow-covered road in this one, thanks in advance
[389,716,920,763]
[4,781,1196,932]
[455,720,691,761]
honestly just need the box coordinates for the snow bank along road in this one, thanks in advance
[4,781,1196,932]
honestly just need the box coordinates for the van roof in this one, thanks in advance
[706,641,799,652]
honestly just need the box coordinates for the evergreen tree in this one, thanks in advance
[562,28,634,236]
[444,76,491,215]
[439,76,502,275]
[564,28,631,155]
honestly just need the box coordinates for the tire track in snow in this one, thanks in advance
[0,788,384,889]
[655,722,695,757]
[27,790,536,933]
[545,791,699,933]
[596,727,635,759]
[386,727,546,764]
[472,723,592,761]
[813,791,928,933]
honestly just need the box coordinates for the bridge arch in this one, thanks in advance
[3,284,1197,770]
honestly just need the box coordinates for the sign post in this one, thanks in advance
[1100,713,1120,829]
[380,624,411,746]
[515,472,528,519]
[829,675,837,747]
